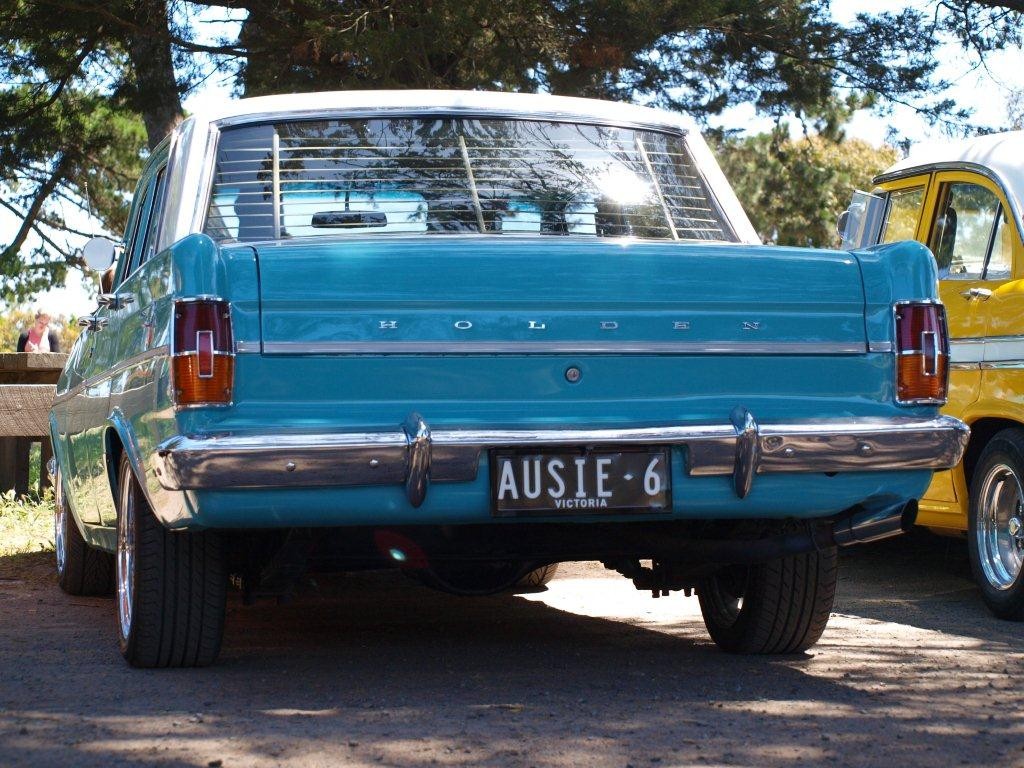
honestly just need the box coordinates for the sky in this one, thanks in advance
[8,0,1024,319]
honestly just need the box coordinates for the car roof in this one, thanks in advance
[188,89,697,134]
[875,130,1024,190]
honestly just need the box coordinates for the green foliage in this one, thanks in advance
[1,0,1021,304]
[716,127,899,248]
[0,489,54,557]
[0,84,146,304]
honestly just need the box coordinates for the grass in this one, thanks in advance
[0,490,55,557]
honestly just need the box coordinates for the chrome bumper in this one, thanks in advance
[152,410,969,504]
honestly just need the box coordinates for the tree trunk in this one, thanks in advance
[126,0,183,149]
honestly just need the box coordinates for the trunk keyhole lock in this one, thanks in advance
[565,366,582,383]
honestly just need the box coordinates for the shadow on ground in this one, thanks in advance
[0,532,1021,768]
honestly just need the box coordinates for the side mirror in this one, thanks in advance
[81,237,118,272]
[836,210,850,240]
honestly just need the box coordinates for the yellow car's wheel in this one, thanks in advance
[968,429,1024,621]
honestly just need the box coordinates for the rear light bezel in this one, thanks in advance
[893,299,949,406]
[171,295,235,410]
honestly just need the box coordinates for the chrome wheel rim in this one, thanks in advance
[54,474,66,576]
[116,479,135,641]
[976,463,1024,590]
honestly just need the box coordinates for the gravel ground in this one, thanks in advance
[0,531,1021,768]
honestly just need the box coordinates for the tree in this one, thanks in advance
[1,0,1022,302]
[1009,89,1024,130]
[715,98,900,248]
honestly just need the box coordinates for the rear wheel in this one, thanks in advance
[116,454,227,667]
[697,547,838,654]
[968,429,1024,621]
[515,563,560,590]
[54,469,113,596]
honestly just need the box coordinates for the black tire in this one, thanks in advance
[54,469,114,596]
[967,429,1024,621]
[697,546,838,654]
[116,454,227,667]
[515,563,560,590]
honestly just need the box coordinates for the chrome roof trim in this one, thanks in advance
[213,106,688,136]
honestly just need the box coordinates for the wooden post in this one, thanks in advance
[0,438,14,494]
[0,353,66,496]
[40,438,53,493]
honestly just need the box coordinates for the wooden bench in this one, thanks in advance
[0,353,67,496]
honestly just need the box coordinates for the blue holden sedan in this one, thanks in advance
[51,91,967,666]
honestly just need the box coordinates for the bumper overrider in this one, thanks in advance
[153,408,969,505]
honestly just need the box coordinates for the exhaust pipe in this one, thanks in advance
[831,500,917,547]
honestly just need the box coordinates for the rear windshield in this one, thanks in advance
[204,118,735,242]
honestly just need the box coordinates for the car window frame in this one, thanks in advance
[115,159,168,289]
[872,174,932,245]
[925,171,1019,284]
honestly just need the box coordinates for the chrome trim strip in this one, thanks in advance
[235,340,261,354]
[868,341,893,353]
[981,360,1024,370]
[259,340,868,356]
[152,413,969,504]
[951,335,1024,365]
[52,345,170,406]
[950,338,986,364]
[950,362,982,371]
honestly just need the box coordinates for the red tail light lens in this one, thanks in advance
[172,298,234,407]
[894,302,948,405]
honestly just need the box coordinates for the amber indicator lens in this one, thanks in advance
[172,299,233,406]
[895,303,949,404]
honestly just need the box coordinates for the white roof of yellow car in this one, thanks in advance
[877,131,1024,238]
[879,130,1024,190]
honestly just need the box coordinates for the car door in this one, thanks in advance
[874,174,975,505]
[94,159,170,526]
[921,171,1020,505]
[71,165,162,527]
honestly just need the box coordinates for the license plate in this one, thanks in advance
[491,448,672,516]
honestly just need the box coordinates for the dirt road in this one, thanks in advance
[1,533,1022,768]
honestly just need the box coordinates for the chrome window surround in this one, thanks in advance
[152,410,969,506]
[202,115,734,244]
[175,107,757,246]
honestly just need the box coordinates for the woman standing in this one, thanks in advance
[17,311,60,353]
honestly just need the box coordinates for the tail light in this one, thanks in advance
[894,301,948,405]
[172,298,234,407]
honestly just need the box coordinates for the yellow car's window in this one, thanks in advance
[929,182,1002,280]
[880,187,924,244]
[986,208,1013,280]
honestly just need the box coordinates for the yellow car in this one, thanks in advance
[843,131,1024,620]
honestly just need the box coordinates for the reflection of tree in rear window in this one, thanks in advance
[203,118,735,242]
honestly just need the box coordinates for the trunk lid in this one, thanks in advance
[250,238,866,355]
